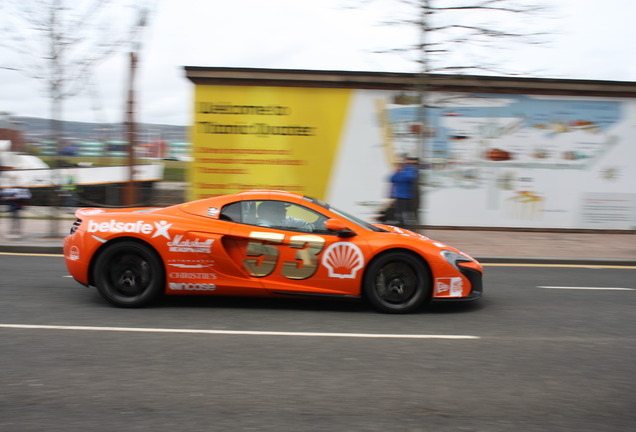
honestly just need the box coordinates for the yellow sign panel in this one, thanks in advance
[190,85,352,201]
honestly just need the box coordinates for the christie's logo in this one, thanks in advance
[169,282,216,291]
[87,219,172,239]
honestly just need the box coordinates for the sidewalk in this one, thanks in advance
[0,206,77,254]
[423,228,636,265]
[1,207,635,265]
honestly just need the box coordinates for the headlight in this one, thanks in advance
[440,250,472,271]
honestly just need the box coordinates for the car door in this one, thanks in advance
[223,200,371,298]
[162,212,266,296]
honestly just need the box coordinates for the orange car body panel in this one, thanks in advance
[63,190,482,300]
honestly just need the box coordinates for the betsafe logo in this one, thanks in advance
[87,219,172,239]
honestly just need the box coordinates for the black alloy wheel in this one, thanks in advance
[93,241,164,307]
[363,251,431,313]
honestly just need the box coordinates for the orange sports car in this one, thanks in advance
[64,190,483,313]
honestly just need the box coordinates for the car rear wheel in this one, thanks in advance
[93,241,164,307]
[363,252,431,313]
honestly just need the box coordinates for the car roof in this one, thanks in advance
[176,190,312,218]
[234,190,305,202]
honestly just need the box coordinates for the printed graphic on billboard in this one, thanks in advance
[371,93,635,229]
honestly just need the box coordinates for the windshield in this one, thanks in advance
[303,196,385,232]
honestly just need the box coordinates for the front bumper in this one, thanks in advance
[433,264,483,302]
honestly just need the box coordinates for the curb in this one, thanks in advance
[476,256,636,267]
[0,244,64,254]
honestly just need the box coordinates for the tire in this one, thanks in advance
[363,251,431,313]
[93,241,164,307]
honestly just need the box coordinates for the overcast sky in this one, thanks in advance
[1,0,635,127]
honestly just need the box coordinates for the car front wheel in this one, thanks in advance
[363,252,431,313]
[93,241,164,307]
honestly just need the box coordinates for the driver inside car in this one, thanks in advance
[256,201,312,231]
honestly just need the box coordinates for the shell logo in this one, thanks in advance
[321,242,364,279]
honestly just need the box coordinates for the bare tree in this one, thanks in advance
[0,0,149,235]
[372,0,551,75]
[393,1,552,148]
[352,0,552,228]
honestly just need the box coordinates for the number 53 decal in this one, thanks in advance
[243,232,325,280]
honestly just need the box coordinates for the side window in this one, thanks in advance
[241,201,259,225]
[240,200,329,233]
[219,202,241,222]
[285,203,325,231]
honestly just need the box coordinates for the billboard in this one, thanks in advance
[190,85,351,200]
[190,85,636,230]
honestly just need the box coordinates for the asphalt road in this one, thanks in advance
[1,254,635,431]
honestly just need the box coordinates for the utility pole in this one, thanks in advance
[416,0,430,231]
[123,50,138,206]
[123,9,147,207]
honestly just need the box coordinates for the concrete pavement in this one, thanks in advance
[1,206,635,265]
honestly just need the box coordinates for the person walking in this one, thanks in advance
[60,174,78,211]
[389,156,419,229]
[2,181,31,238]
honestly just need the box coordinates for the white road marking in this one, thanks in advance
[0,252,63,257]
[537,286,634,291]
[0,324,479,340]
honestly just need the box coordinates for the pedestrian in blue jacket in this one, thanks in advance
[390,156,419,228]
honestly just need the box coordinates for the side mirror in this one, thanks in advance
[325,218,356,237]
